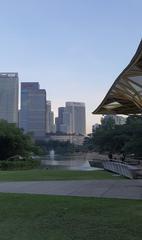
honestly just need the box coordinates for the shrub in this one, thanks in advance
[0,159,40,170]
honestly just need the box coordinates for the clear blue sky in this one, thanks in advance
[0,0,141,133]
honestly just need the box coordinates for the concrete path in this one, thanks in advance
[0,180,142,199]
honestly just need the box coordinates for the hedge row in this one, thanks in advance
[0,159,40,170]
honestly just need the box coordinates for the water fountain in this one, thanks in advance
[49,149,55,160]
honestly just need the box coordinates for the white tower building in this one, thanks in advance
[46,101,56,133]
[65,102,86,135]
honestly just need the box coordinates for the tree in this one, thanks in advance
[84,115,142,156]
[0,120,39,160]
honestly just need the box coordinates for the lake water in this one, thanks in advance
[41,153,99,171]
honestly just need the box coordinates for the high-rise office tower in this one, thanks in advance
[19,82,46,137]
[0,73,19,124]
[46,101,56,133]
[50,111,56,133]
[46,101,51,133]
[56,102,86,135]
[55,117,60,132]
[65,102,86,135]
[55,107,71,133]
[56,107,66,133]
[61,109,72,133]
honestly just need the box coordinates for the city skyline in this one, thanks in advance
[0,73,86,138]
[19,80,86,137]
[0,1,142,132]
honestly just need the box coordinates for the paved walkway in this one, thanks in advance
[0,180,142,199]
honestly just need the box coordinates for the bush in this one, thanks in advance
[0,159,40,170]
[0,120,41,160]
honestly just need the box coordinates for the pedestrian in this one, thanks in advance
[108,152,113,161]
[121,152,126,162]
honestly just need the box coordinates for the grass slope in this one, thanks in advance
[0,169,123,181]
[0,193,141,240]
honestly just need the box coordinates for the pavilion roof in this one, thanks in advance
[93,40,142,115]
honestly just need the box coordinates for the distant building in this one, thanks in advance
[55,102,86,135]
[55,107,67,133]
[55,117,59,132]
[59,107,66,132]
[103,115,126,125]
[46,101,56,133]
[65,102,86,135]
[19,82,46,137]
[0,72,19,124]
[46,134,85,145]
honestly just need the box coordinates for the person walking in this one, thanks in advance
[121,152,126,162]
[108,152,113,161]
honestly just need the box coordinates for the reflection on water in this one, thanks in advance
[41,153,99,171]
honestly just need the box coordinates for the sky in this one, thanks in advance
[0,0,142,133]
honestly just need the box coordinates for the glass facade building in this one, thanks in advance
[0,73,18,124]
[20,82,46,137]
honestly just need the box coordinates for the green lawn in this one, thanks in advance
[0,193,141,240]
[0,169,123,181]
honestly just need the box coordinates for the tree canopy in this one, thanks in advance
[84,115,142,157]
[0,120,39,160]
